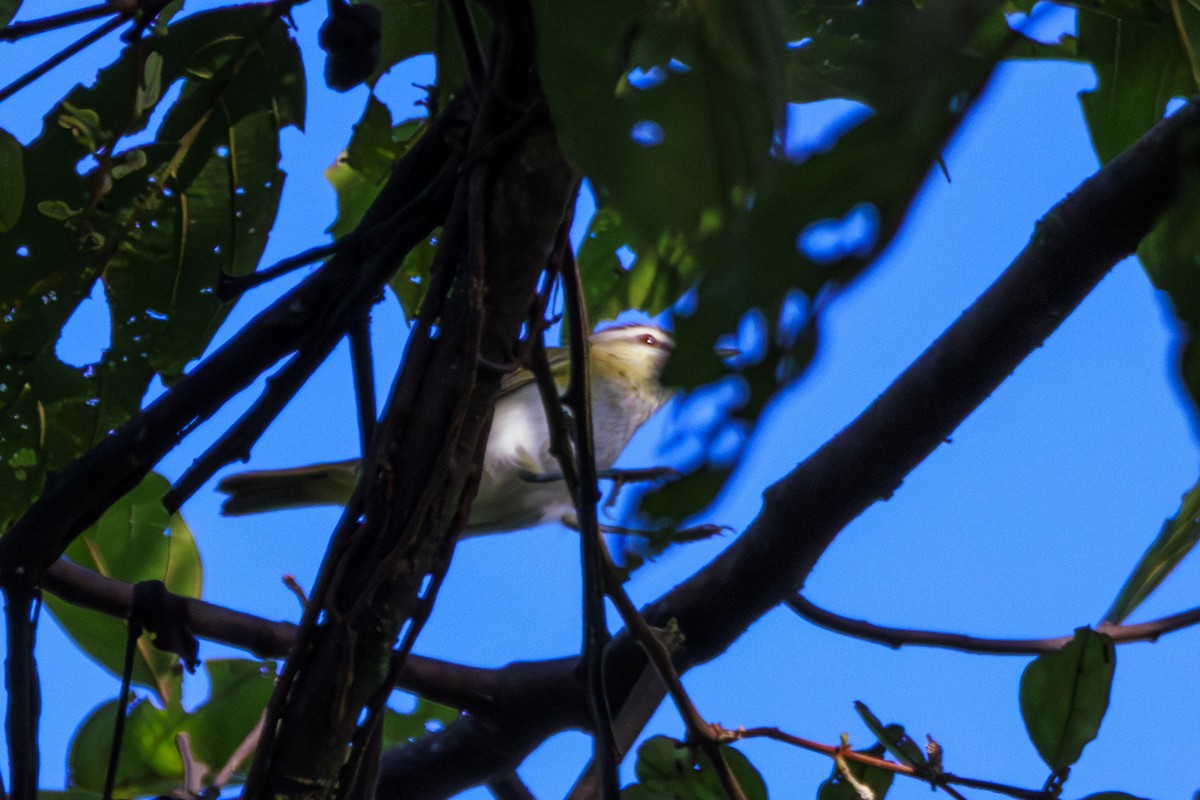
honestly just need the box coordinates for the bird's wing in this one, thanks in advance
[496,347,569,396]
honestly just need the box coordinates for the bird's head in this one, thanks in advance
[589,324,674,401]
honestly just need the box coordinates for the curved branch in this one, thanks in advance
[788,595,1200,654]
[376,97,1200,798]
[41,558,546,715]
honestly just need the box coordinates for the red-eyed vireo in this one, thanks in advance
[216,324,674,535]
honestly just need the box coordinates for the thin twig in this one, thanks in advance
[176,732,201,797]
[163,337,341,512]
[0,3,120,42]
[789,594,1200,654]
[558,229,624,800]
[0,96,465,585]
[217,240,340,301]
[213,711,265,789]
[733,727,1049,800]
[601,556,747,800]
[0,14,129,104]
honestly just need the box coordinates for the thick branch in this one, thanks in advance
[43,557,561,713]
[375,97,1200,798]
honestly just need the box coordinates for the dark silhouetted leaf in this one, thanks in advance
[1020,628,1116,772]
[1077,8,1185,165]
[0,127,23,231]
[321,0,382,91]
[0,4,303,528]
[0,0,21,28]
[1137,127,1200,426]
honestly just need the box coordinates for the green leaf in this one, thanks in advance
[1077,8,1190,165]
[324,96,425,239]
[817,740,895,800]
[0,0,21,28]
[639,466,732,526]
[44,473,201,704]
[0,127,24,231]
[380,697,460,748]
[66,659,275,795]
[625,0,1016,527]
[622,736,769,800]
[1136,127,1200,424]
[68,696,188,796]
[853,702,928,773]
[38,791,105,800]
[1020,628,1116,772]
[386,228,437,319]
[1104,478,1200,623]
[0,3,303,528]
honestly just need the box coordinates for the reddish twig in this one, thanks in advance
[733,727,1048,800]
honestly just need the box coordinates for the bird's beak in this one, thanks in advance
[715,344,740,359]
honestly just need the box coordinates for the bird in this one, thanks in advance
[216,324,675,536]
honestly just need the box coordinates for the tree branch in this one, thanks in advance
[789,594,1200,653]
[41,557,540,713]
[374,96,1200,799]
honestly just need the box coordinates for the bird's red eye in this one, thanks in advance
[639,333,658,347]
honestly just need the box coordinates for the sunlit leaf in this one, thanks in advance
[324,96,425,239]
[68,695,187,796]
[44,473,200,703]
[534,0,784,240]
[623,736,769,800]
[1104,478,1200,623]
[1020,628,1116,772]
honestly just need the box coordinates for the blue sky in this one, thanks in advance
[2,2,1199,798]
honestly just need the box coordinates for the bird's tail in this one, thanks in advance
[216,459,359,516]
